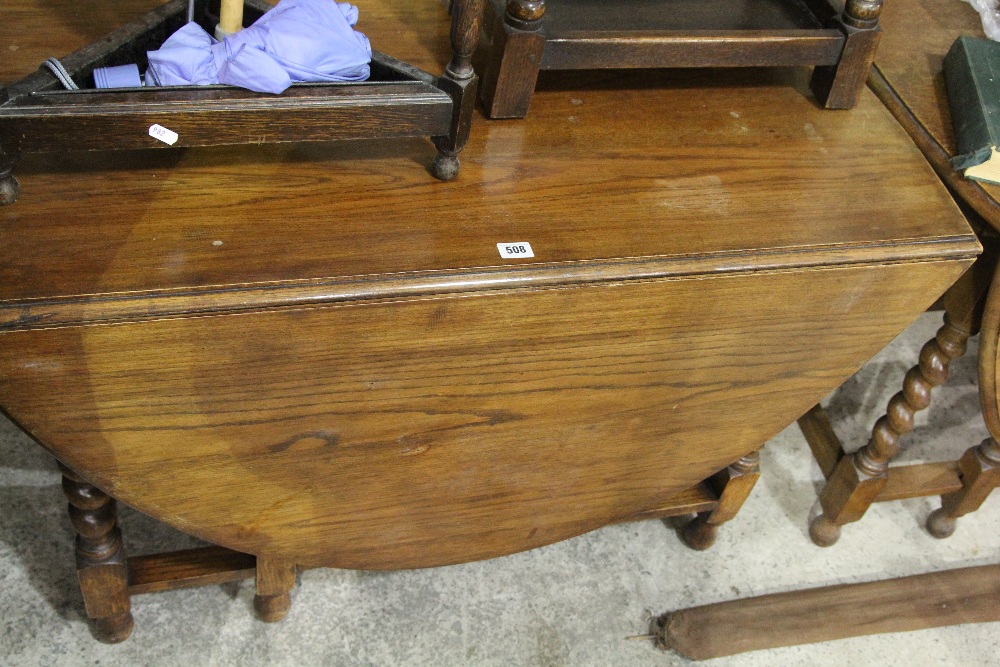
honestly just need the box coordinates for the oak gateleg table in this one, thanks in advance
[0,0,980,644]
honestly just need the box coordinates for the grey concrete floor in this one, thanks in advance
[1,312,998,666]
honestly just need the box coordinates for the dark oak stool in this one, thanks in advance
[472,0,884,119]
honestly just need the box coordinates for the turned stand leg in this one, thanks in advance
[431,0,486,181]
[478,0,546,119]
[59,463,134,643]
[0,151,19,205]
[810,0,883,109]
[682,451,761,551]
[254,557,297,622]
[810,313,974,546]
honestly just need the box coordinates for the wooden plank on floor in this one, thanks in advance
[656,564,1000,660]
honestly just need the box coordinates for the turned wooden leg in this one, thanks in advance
[927,437,1000,538]
[682,451,761,551]
[810,0,883,109]
[810,313,972,546]
[478,0,546,119]
[0,151,19,205]
[60,463,134,643]
[431,0,486,181]
[254,556,296,623]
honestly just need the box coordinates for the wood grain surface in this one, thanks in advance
[0,49,978,308]
[0,0,981,569]
[127,546,256,595]
[873,0,980,157]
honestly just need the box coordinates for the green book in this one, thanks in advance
[946,35,1000,184]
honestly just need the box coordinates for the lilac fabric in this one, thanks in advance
[145,0,371,94]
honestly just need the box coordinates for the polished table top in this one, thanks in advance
[0,1,978,312]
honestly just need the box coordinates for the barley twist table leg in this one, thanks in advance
[810,314,971,546]
[59,463,134,643]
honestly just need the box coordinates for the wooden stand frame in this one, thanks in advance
[474,0,883,119]
[0,0,486,205]
[58,453,760,642]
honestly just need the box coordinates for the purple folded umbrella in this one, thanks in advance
[145,0,371,94]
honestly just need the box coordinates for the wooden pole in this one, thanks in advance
[217,0,244,38]
[656,564,1000,660]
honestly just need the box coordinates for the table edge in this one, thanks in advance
[0,236,981,331]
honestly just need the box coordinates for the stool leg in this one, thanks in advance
[682,451,761,551]
[478,0,546,119]
[431,0,486,181]
[927,438,1000,537]
[60,463,134,643]
[810,0,883,109]
[810,313,972,546]
[254,557,297,623]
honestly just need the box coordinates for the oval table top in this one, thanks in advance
[0,0,981,568]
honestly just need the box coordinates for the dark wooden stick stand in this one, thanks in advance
[475,0,883,119]
[0,0,486,205]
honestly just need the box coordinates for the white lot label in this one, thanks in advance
[148,124,179,146]
[497,242,534,259]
